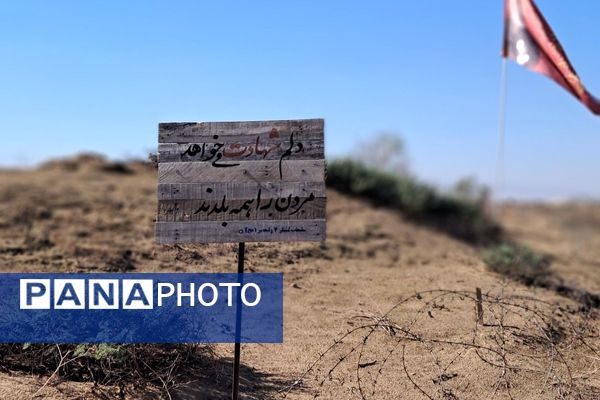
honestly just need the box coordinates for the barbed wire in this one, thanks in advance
[282,289,599,399]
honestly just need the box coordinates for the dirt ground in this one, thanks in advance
[0,155,598,399]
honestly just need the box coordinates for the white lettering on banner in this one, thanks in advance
[19,279,261,309]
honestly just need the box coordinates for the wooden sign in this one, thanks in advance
[155,119,326,244]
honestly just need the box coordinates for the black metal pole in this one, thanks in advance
[232,242,245,400]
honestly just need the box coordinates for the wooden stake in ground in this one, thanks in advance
[475,287,484,324]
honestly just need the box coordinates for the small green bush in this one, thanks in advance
[483,243,551,285]
[326,158,501,244]
[74,343,126,362]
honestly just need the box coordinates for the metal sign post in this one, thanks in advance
[232,242,245,400]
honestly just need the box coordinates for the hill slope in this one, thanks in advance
[0,155,598,399]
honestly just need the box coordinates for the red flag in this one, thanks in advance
[503,0,600,115]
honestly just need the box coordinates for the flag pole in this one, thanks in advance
[495,57,508,204]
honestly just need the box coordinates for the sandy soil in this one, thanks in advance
[0,155,598,399]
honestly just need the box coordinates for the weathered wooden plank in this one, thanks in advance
[158,160,325,184]
[158,140,324,163]
[159,119,324,143]
[158,182,326,201]
[155,220,326,243]
[160,131,323,145]
[157,197,326,222]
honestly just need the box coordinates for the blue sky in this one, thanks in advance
[1,1,599,200]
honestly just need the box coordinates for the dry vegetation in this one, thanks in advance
[0,154,598,399]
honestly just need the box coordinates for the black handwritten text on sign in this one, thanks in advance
[155,119,326,243]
